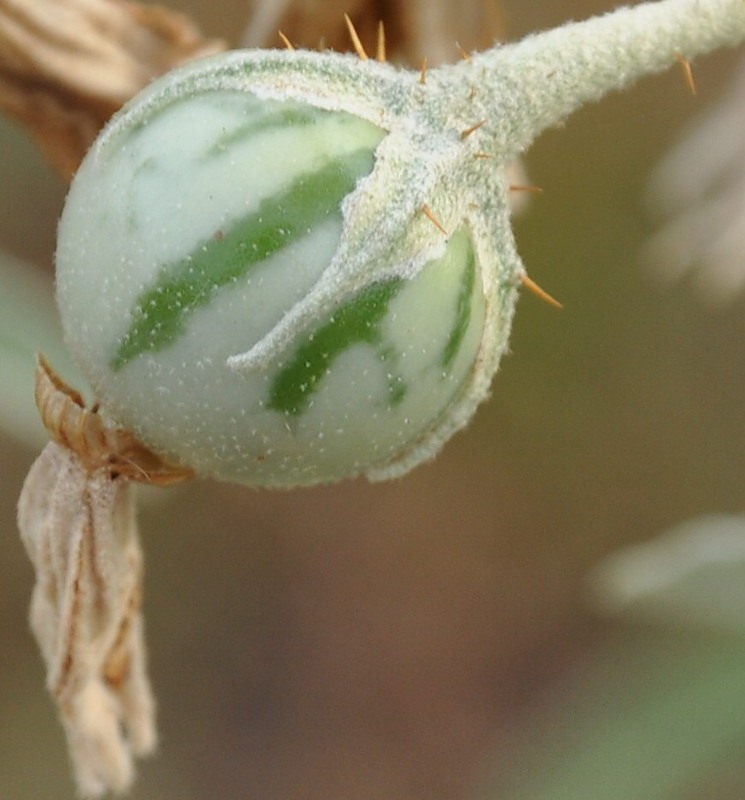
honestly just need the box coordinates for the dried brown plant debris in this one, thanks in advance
[0,0,225,177]
[242,0,508,66]
[18,443,154,796]
[18,356,193,796]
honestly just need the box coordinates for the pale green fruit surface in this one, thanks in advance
[56,85,487,486]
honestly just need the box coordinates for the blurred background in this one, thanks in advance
[2,1,745,798]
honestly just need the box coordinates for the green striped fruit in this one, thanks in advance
[55,1,742,487]
[56,56,496,487]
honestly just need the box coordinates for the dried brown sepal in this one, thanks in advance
[0,0,225,177]
[35,353,194,485]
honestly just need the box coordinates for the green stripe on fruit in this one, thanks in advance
[206,105,322,157]
[441,239,476,370]
[268,278,404,417]
[112,148,377,370]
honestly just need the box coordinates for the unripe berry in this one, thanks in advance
[56,0,745,487]
[57,63,493,486]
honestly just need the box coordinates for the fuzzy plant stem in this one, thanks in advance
[456,0,745,158]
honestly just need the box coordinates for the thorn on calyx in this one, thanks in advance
[461,120,488,140]
[421,205,448,235]
[675,53,697,95]
[456,42,472,63]
[509,184,544,195]
[344,14,368,60]
[420,57,428,84]
[278,31,294,50]
[377,21,386,62]
[520,274,563,309]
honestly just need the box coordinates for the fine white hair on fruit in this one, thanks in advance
[54,0,745,490]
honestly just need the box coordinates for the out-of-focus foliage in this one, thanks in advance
[481,626,745,800]
[592,514,745,633]
[0,250,83,449]
[647,57,745,304]
[480,514,745,800]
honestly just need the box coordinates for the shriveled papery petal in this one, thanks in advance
[17,442,156,797]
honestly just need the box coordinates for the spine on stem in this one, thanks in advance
[466,0,745,156]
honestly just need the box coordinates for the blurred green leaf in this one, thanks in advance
[481,628,745,800]
[591,515,745,634]
[0,250,84,450]
[481,516,745,800]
